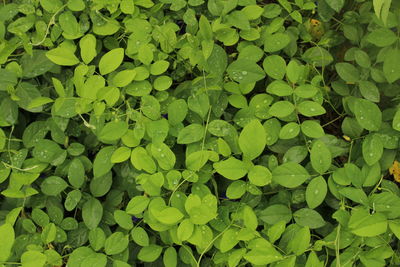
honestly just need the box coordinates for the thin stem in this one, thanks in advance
[31,5,67,46]
[335,224,341,267]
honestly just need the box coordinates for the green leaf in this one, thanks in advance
[227,59,266,83]
[111,147,131,163]
[28,97,53,109]
[362,134,383,166]
[31,209,49,227]
[52,97,77,118]
[5,207,21,226]
[66,247,94,266]
[264,32,291,53]
[260,204,292,224]
[68,158,85,188]
[114,210,133,230]
[345,163,364,188]
[185,150,209,171]
[353,98,381,131]
[138,44,153,65]
[154,207,184,225]
[131,227,149,246]
[79,34,97,64]
[367,28,397,47]
[88,174,108,197]
[40,0,63,12]
[373,0,392,25]
[82,198,103,230]
[226,180,247,199]
[266,80,293,97]
[90,173,111,198]
[104,232,129,255]
[239,120,266,160]
[283,146,308,163]
[137,245,163,262]
[297,101,326,117]
[392,108,400,131]
[207,43,228,75]
[302,47,333,67]
[244,238,282,265]
[41,176,68,196]
[177,219,194,241]
[21,50,56,78]
[89,228,105,251]
[113,69,136,87]
[288,226,310,255]
[41,223,56,244]
[310,140,331,174]
[59,11,81,37]
[168,99,187,125]
[306,176,327,209]
[305,251,324,267]
[120,0,135,13]
[150,60,170,75]
[33,139,65,165]
[286,60,301,84]
[209,120,236,141]
[68,0,85,11]
[130,147,156,173]
[220,228,240,252]
[243,205,258,230]
[358,81,380,102]
[81,253,107,267]
[46,47,79,66]
[293,208,326,229]
[198,15,213,40]
[163,247,177,267]
[272,162,310,188]
[7,15,35,35]
[227,11,250,30]
[301,120,325,138]
[154,75,172,91]
[248,165,272,186]
[141,95,160,120]
[0,223,14,262]
[65,189,82,211]
[348,208,387,237]
[21,251,47,267]
[214,157,248,180]
[279,122,300,139]
[177,124,204,144]
[99,48,124,75]
[238,45,264,62]
[22,121,48,148]
[126,196,150,215]
[263,55,286,80]
[335,63,360,83]
[369,192,400,218]
[98,121,128,142]
[267,221,286,244]
[383,48,400,83]
[151,142,176,170]
[389,221,400,239]
[325,0,344,12]
[93,146,115,177]
[269,101,295,118]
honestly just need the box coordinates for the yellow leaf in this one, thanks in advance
[389,160,400,182]
[343,135,351,142]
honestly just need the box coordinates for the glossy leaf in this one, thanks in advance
[99,48,124,75]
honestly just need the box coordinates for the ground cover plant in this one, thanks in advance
[0,0,400,266]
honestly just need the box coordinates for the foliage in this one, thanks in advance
[0,0,400,266]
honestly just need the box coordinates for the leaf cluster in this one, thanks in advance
[0,0,400,267]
